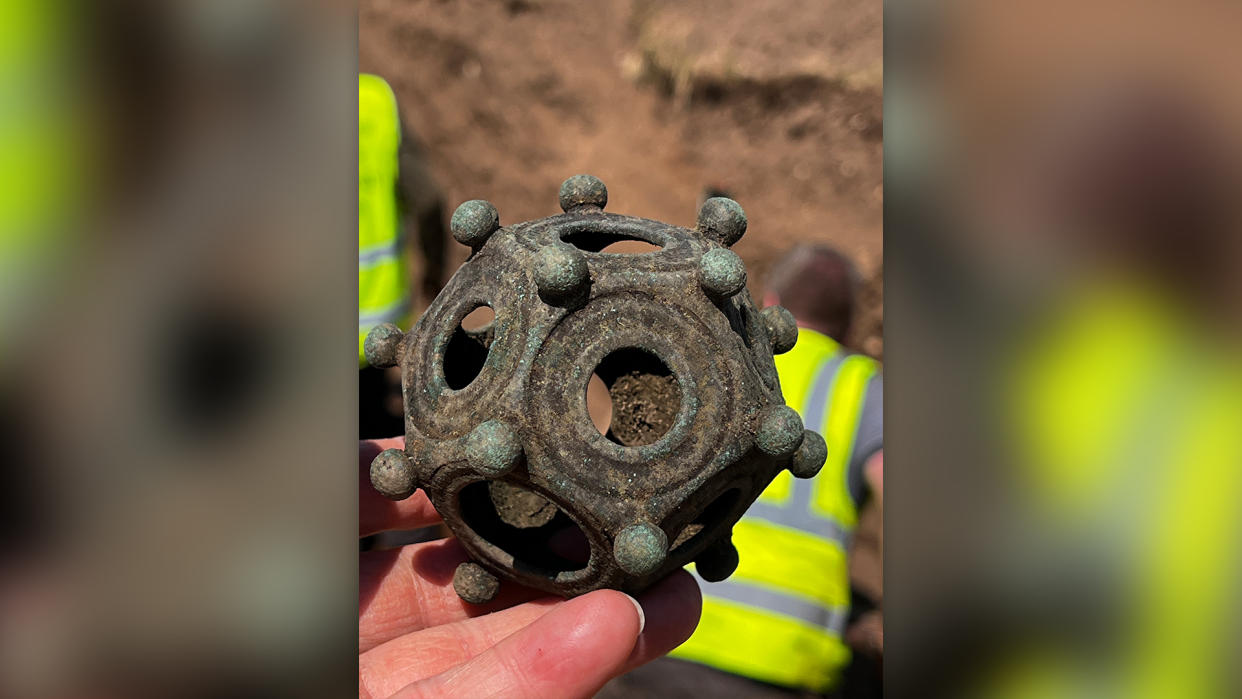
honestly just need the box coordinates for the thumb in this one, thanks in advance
[395,589,644,699]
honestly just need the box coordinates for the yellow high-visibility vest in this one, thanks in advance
[358,73,411,365]
[986,283,1242,699]
[671,328,882,692]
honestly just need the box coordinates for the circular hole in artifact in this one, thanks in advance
[443,303,494,390]
[458,480,591,576]
[561,225,664,254]
[588,348,682,447]
[670,488,743,555]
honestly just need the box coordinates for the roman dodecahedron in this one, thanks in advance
[363,175,826,603]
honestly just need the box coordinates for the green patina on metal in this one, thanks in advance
[696,196,748,246]
[614,522,669,577]
[790,430,830,479]
[449,199,501,248]
[698,248,748,298]
[362,323,404,368]
[755,405,806,458]
[464,420,523,477]
[533,244,590,305]
[364,175,828,602]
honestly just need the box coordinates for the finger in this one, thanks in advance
[362,572,701,697]
[359,595,564,698]
[865,450,883,505]
[390,590,645,699]
[360,438,442,536]
[359,538,543,653]
[621,569,703,672]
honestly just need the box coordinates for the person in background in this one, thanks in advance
[359,73,456,553]
[358,72,448,440]
[602,244,883,698]
[978,83,1242,699]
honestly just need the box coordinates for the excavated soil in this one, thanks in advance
[359,0,883,358]
[606,371,682,447]
[488,480,558,529]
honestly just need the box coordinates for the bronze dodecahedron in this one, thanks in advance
[364,175,826,602]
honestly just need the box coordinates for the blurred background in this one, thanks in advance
[1,0,357,696]
[886,0,1242,697]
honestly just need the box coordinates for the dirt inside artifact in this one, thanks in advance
[607,371,681,447]
[671,523,704,549]
[461,480,591,572]
[489,480,558,529]
[671,489,743,554]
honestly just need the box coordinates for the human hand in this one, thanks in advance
[359,438,703,699]
[865,450,883,509]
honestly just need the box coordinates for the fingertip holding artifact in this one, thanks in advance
[623,593,646,634]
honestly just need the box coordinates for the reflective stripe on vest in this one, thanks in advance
[358,73,410,365]
[671,328,879,690]
[673,597,851,692]
[812,353,878,526]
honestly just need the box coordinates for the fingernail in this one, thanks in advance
[623,593,646,634]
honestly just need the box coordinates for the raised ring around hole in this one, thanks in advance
[443,303,494,390]
[586,347,682,447]
[458,480,591,577]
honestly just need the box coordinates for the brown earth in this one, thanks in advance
[489,480,558,528]
[607,371,682,447]
[360,0,883,357]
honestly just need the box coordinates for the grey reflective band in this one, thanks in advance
[742,348,856,546]
[801,352,846,436]
[359,240,401,267]
[359,296,409,329]
[698,576,850,636]
[746,500,851,545]
[848,373,884,504]
[709,343,870,640]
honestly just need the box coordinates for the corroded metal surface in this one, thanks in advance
[364,175,826,602]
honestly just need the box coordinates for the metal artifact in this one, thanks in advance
[364,175,826,603]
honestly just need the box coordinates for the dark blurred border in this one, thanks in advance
[886,1,1242,697]
[1,1,358,696]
